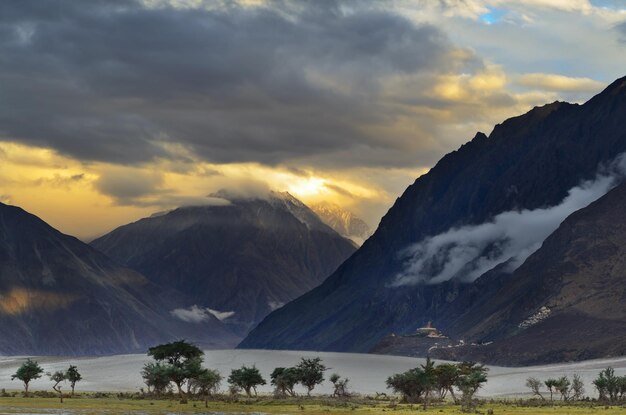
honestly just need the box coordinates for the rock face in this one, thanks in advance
[91,192,356,335]
[310,202,371,246]
[0,202,238,355]
[239,75,626,360]
[430,182,626,365]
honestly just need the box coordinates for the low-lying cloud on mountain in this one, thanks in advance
[171,305,236,323]
[393,153,626,286]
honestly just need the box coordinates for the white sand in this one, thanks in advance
[1,350,625,397]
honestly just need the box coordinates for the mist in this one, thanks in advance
[170,305,235,323]
[392,153,626,286]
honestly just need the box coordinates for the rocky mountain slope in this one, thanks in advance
[428,181,626,365]
[239,75,626,359]
[0,202,237,355]
[310,202,371,245]
[91,192,356,335]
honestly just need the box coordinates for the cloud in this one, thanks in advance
[94,168,165,203]
[0,0,482,170]
[207,308,236,321]
[170,305,235,322]
[392,153,626,286]
[33,173,85,188]
[268,301,284,311]
[618,21,626,41]
[516,73,606,92]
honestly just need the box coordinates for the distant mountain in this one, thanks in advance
[310,202,371,246]
[239,75,626,362]
[91,192,356,335]
[429,181,626,365]
[0,202,237,355]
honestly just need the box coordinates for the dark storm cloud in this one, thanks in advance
[0,0,479,167]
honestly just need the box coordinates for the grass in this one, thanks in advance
[1,395,626,414]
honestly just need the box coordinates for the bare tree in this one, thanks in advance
[48,371,66,403]
[525,377,545,401]
[571,374,585,400]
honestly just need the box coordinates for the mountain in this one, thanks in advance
[428,181,626,365]
[310,202,371,246]
[239,75,626,359]
[91,192,357,335]
[0,202,237,355]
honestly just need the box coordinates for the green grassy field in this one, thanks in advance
[1,396,626,415]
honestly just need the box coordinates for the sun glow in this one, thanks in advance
[287,177,327,198]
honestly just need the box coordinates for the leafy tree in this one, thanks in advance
[295,357,327,396]
[65,365,82,396]
[386,367,431,403]
[544,378,557,401]
[178,356,204,395]
[594,367,619,402]
[435,363,460,401]
[228,365,266,397]
[189,369,222,408]
[617,376,626,400]
[147,340,204,400]
[141,362,171,396]
[554,376,571,401]
[419,358,437,409]
[329,373,350,398]
[270,367,299,397]
[571,374,585,400]
[48,370,66,403]
[11,359,44,397]
[455,362,488,413]
[525,377,545,401]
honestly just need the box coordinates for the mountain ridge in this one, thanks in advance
[0,202,237,355]
[239,75,626,360]
[91,192,357,335]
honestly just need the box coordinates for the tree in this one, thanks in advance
[594,367,619,402]
[270,367,300,397]
[435,363,460,401]
[571,374,585,400]
[48,370,66,403]
[617,376,626,400]
[419,358,437,409]
[65,365,82,396]
[329,373,350,398]
[544,378,557,401]
[295,357,327,396]
[386,367,431,403]
[228,365,266,397]
[525,377,545,401]
[554,376,571,401]
[141,362,171,396]
[11,359,44,397]
[147,340,204,401]
[189,369,222,408]
[455,362,488,413]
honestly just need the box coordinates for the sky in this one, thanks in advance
[1,0,625,240]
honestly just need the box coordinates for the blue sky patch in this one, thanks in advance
[480,7,507,25]
[590,0,626,9]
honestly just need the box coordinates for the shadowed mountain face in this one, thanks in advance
[91,192,357,335]
[430,182,626,365]
[239,76,626,357]
[0,202,237,356]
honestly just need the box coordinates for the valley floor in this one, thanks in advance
[3,350,626,398]
[2,397,626,415]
